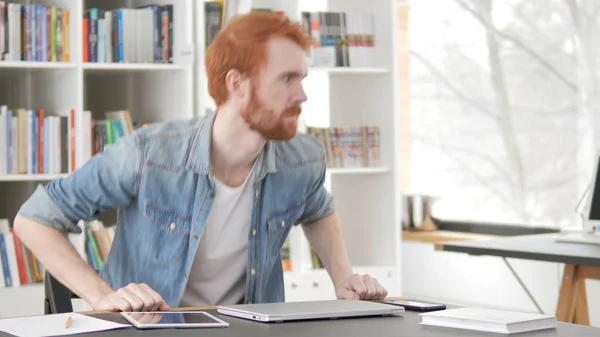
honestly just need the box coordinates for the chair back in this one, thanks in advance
[44,271,76,314]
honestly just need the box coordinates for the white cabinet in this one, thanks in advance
[284,270,336,302]
[284,266,400,302]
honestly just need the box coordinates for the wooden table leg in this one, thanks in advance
[555,264,578,323]
[555,264,598,326]
[573,276,589,326]
[573,265,600,326]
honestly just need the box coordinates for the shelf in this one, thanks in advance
[309,67,388,74]
[327,167,390,174]
[82,63,188,72]
[0,61,76,70]
[0,283,43,291]
[0,174,68,182]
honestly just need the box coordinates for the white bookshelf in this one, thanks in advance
[196,0,402,301]
[0,0,194,317]
[82,63,187,71]
[0,174,67,182]
[0,61,76,69]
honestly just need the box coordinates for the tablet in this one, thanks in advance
[120,311,229,329]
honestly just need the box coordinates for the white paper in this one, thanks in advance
[0,313,130,337]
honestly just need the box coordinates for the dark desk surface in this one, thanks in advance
[2,308,596,337]
[437,233,600,266]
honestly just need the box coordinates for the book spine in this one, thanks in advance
[6,110,11,173]
[11,233,28,285]
[82,10,88,62]
[50,6,56,61]
[161,6,168,63]
[24,5,31,61]
[31,110,36,173]
[62,9,69,62]
[166,5,173,63]
[36,4,42,61]
[116,10,123,63]
[97,16,105,63]
[0,234,11,286]
[37,109,43,173]
[88,8,97,62]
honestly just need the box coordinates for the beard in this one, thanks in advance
[240,87,302,141]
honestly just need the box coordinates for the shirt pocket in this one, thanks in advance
[143,201,192,264]
[266,203,305,261]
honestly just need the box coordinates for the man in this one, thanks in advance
[13,11,388,312]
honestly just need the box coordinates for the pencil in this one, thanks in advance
[65,316,72,328]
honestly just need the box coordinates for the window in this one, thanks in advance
[406,0,600,227]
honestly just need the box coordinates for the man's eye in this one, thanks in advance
[284,75,291,82]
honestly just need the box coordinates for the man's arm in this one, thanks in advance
[298,150,387,301]
[14,215,116,307]
[301,213,352,290]
[14,134,169,311]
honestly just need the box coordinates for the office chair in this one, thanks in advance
[44,271,80,314]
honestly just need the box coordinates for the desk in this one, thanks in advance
[436,233,600,326]
[0,305,595,337]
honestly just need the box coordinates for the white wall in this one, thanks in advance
[402,241,600,327]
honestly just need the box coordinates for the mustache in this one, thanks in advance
[284,106,302,116]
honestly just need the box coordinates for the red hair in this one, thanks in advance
[205,11,312,107]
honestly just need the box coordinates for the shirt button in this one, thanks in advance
[255,190,259,197]
[251,268,256,275]
[193,234,199,240]
[252,229,256,236]
[210,192,215,198]
[170,223,176,231]
[281,220,285,227]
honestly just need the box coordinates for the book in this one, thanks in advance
[419,307,556,334]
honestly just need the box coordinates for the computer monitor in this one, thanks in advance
[555,155,600,245]
[580,155,600,233]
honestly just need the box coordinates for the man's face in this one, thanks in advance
[240,37,308,141]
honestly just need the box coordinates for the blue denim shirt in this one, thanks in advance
[17,111,334,307]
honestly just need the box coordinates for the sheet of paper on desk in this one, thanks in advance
[0,312,130,337]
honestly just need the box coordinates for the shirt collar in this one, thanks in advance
[186,110,278,178]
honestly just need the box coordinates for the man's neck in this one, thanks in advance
[210,105,265,187]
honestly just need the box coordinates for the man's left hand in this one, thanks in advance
[336,273,388,300]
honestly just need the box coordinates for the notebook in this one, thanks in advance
[419,307,556,334]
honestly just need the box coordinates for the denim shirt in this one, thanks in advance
[17,111,334,307]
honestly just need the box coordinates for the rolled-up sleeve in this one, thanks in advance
[17,133,143,234]
[298,155,335,224]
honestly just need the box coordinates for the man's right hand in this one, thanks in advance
[92,283,170,312]
[12,217,170,313]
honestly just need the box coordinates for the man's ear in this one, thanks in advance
[225,69,250,99]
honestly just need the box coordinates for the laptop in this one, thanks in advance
[216,299,404,322]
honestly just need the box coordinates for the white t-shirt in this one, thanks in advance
[179,157,260,306]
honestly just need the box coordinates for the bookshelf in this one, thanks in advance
[196,0,402,302]
[0,0,194,317]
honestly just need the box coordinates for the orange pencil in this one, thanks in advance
[65,316,72,328]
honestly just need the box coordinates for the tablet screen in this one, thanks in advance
[124,311,224,325]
